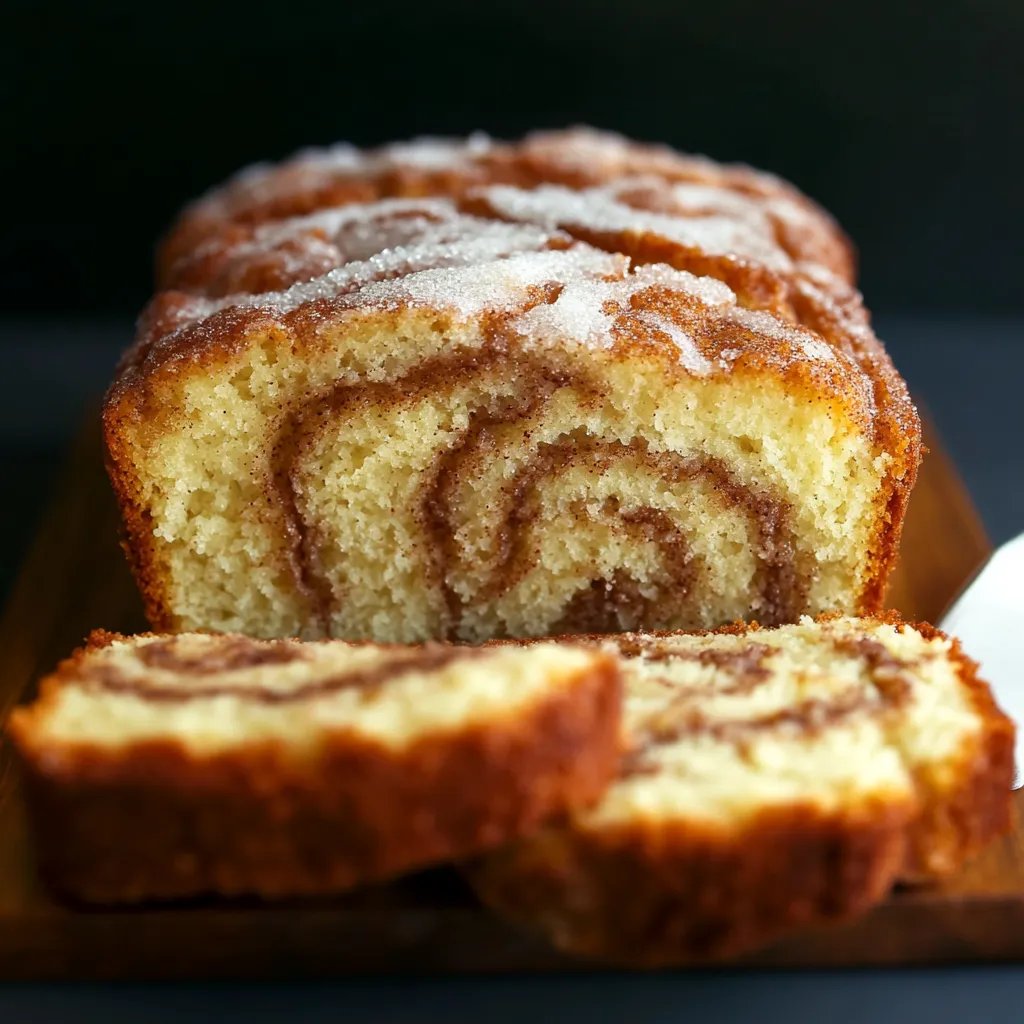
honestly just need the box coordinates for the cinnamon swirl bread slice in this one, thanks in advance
[470,616,1015,965]
[6,632,620,903]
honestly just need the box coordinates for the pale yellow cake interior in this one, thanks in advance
[26,635,602,756]
[581,617,984,830]
[124,304,885,643]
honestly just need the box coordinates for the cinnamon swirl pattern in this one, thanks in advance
[105,129,921,643]
[471,615,1015,965]
[6,631,621,903]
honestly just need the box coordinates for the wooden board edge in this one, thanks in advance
[0,424,105,810]
[3,892,1024,979]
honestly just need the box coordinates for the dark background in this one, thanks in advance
[2,4,1024,1019]
[3,0,1024,318]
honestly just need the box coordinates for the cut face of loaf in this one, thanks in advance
[470,615,1015,965]
[6,632,621,903]
[106,128,921,643]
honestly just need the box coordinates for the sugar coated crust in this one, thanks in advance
[158,127,856,285]
[105,128,921,643]
[469,614,1015,965]
[6,631,621,903]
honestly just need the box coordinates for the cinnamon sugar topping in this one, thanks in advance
[511,263,734,354]
[474,182,795,271]
[136,131,909,424]
[146,223,600,341]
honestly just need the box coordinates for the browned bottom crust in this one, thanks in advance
[14,657,622,904]
[468,799,912,967]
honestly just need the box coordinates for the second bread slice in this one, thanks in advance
[470,615,1015,964]
[7,631,621,903]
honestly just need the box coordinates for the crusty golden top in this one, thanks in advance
[160,127,855,284]
[116,133,913,431]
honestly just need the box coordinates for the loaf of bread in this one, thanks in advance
[470,615,1015,965]
[105,128,921,643]
[6,631,620,903]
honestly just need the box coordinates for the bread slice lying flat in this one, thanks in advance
[470,615,1015,965]
[6,630,621,903]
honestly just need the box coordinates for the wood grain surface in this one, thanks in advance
[0,415,1016,980]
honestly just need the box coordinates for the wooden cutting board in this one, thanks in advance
[0,414,1018,980]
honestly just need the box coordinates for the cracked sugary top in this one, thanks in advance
[159,127,855,285]
[119,128,916,455]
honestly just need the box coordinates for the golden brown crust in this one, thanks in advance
[7,638,623,904]
[102,438,176,632]
[158,128,855,286]
[897,625,1017,878]
[470,614,1016,965]
[468,799,911,966]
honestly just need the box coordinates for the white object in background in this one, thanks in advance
[939,533,1024,788]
